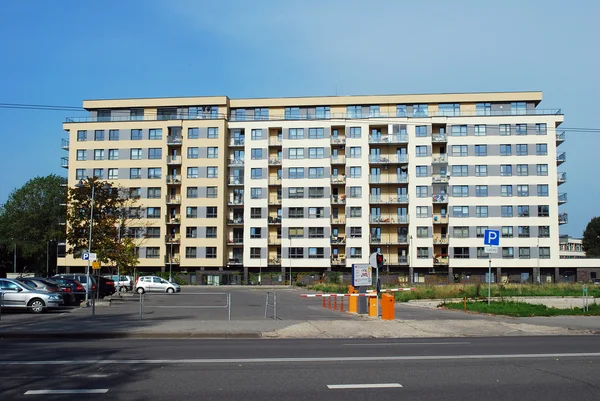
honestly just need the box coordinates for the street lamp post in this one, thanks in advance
[76,180,96,306]
[169,241,174,282]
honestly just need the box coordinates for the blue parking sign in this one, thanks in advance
[484,229,500,246]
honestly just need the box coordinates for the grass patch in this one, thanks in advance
[443,300,600,317]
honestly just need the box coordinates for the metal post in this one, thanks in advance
[0,292,3,322]
[169,242,173,282]
[274,293,277,320]
[488,258,492,306]
[264,293,268,318]
[537,237,541,284]
[13,242,16,274]
[91,285,96,320]
[117,223,121,295]
[375,266,380,318]
[227,293,231,321]
[139,292,143,320]
[85,184,95,306]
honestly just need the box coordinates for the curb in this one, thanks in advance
[0,331,263,340]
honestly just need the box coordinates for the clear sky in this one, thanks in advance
[0,0,598,237]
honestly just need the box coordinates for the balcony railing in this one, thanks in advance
[229,138,245,147]
[556,131,566,144]
[559,213,568,225]
[167,136,183,145]
[228,158,244,166]
[557,172,567,184]
[165,195,182,204]
[433,234,449,245]
[60,157,69,168]
[558,193,567,204]
[432,174,449,183]
[268,237,282,245]
[164,255,181,264]
[228,237,244,245]
[268,216,282,225]
[432,134,447,143]
[433,215,448,224]
[166,175,182,184]
[228,197,244,205]
[165,234,181,244]
[433,257,449,266]
[556,152,566,165]
[330,155,346,164]
[330,137,346,145]
[432,194,449,203]
[369,154,408,164]
[61,138,69,150]
[269,177,282,186]
[330,257,346,266]
[369,235,407,245]
[368,174,409,184]
[268,258,281,265]
[268,157,282,166]
[227,217,244,225]
[166,155,182,165]
[369,195,409,204]
[368,134,408,144]
[165,215,181,224]
[268,197,282,205]
[59,177,68,187]
[330,216,346,225]
[369,215,409,224]
[330,236,346,245]
[228,258,243,265]
[228,176,244,185]
[331,195,346,204]
[269,137,282,146]
[432,154,448,164]
[331,176,346,184]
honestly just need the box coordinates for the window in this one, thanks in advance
[416,206,428,218]
[349,207,362,217]
[185,227,197,239]
[536,144,548,155]
[148,148,162,160]
[538,226,550,238]
[416,186,428,198]
[308,128,324,139]
[77,130,87,141]
[415,126,427,137]
[251,129,263,140]
[413,104,428,117]
[288,128,304,140]
[234,109,246,121]
[146,248,160,259]
[289,207,304,218]
[369,105,380,117]
[207,167,218,178]
[517,164,528,176]
[501,206,513,217]
[289,187,304,199]
[476,185,488,197]
[129,108,143,120]
[251,188,262,199]
[188,128,199,139]
[206,207,217,218]
[284,107,300,120]
[476,103,491,116]
[149,129,162,140]
[207,187,217,198]
[186,147,199,159]
[476,226,488,238]
[250,227,262,238]
[451,145,467,156]
[349,247,362,258]
[539,247,551,259]
[308,147,324,159]
[475,145,487,156]
[453,227,469,238]
[451,125,467,136]
[349,147,361,158]
[475,165,487,177]
[131,129,142,140]
[348,186,361,198]
[347,105,362,118]
[518,205,530,217]
[417,227,429,238]
[187,187,198,198]
[251,168,262,180]
[518,226,530,238]
[535,123,547,135]
[289,167,304,179]
[452,185,469,197]
[516,144,528,156]
[417,247,429,259]
[147,188,161,199]
[516,124,527,135]
[502,226,513,238]
[130,148,142,160]
[511,102,527,115]
[452,206,469,217]
[454,247,469,259]
[207,127,218,138]
[500,165,512,176]
[416,166,428,177]
[309,167,324,178]
[289,228,304,238]
[289,148,304,159]
[415,146,427,157]
[108,168,118,179]
[308,207,324,218]
[349,167,361,178]
[499,124,511,136]
[519,247,531,259]
[129,188,141,199]
[309,187,324,198]
[451,165,467,177]
[502,247,514,259]
[205,227,217,238]
[309,228,325,239]
[107,129,119,140]
[517,185,529,197]
[93,168,104,179]
[536,164,548,176]
[187,167,198,178]
[350,227,362,238]
[94,130,104,141]
[206,247,217,258]
[76,150,87,161]
[500,144,512,156]
[537,184,549,197]
[308,247,325,259]
[147,207,161,218]
[250,248,261,259]
[108,149,119,160]
[476,206,488,218]
[501,185,513,197]
[248,207,261,219]
[130,168,141,179]
[289,247,304,259]
[186,207,198,218]
[94,149,104,160]
[315,106,329,119]
[477,247,487,259]
[349,127,361,138]
[250,148,263,160]
[439,103,460,116]
[207,147,218,158]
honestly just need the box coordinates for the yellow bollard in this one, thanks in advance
[348,286,358,313]
[368,296,377,317]
[381,293,394,320]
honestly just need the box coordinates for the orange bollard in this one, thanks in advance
[334,296,338,311]
[340,297,345,312]
[368,296,377,317]
[381,293,395,320]
[323,297,327,308]
[328,297,332,309]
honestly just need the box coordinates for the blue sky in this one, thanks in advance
[0,0,598,237]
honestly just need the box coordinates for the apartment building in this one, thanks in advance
[59,91,575,284]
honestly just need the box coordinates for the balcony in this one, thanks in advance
[432,154,448,164]
[330,137,346,145]
[559,213,568,225]
[228,197,244,206]
[556,131,566,145]
[433,256,449,266]
[228,176,244,186]
[397,256,408,265]
[268,258,281,266]
[368,174,409,184]
[227,217,244,225]
[165,234,181,244]
[268,237,282,245]
[268,197,282,205]
[558,193,568,205]
[432,194,449,203]
[433,234,449,245]
[166,175,182,185]
[229,138,245,147]
[330,156,346,164]
[61,138,69,150]
[164,255,181,264]
[368,134,409,144]
[59,177,68,187]
[330,236,346,245]
[369,195,409,204]
[432,174,449,184]
[369,215,409,224]
[556,152,566,165]
[166,155,182,165]
[330,216,346,225]
[61,157,69,168]
[331,176,346,184]
[268,216,282,225]
[269,177,282,186]
[369,154,408,164]
[228,258,243,265]
[432,134,447,143]
[165,195,181,205]
[228,158,244,167]
[268,157,282,166]
[269,137,282,146]
[331,195,346,204]
[557,172,567,185]
[228,237,244,245]
[433,215,448,224]
[165,215,181,225]
[331,257,346,266]
[167,136,183,145]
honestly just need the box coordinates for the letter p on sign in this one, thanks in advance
[484,229,500,246]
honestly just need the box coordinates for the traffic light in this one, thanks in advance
[376,252,384,269]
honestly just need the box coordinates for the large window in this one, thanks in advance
[349,127,361,138]
[451,125,467,136]
[440,104,460,117]
[94,130,105,141]
[413,104,428,117]
[289,128,304,140]
[289,207,304,218]
[519,247,531,259]
[501,206,513,217]
[349,147,361,158]
[289,228,304,238]
[536,164,548,176]
[94,149,104,160]
[517,185,529,197]
[308,207,324,218]
[476,185,488,197]
[289,148,304,159]
[453,247,469,259]
[451,145,467,156]
[308,148,324,159]
[108,168,118,179]
[452,206,469,218]
[308,128,324,139]
[452,185,469,197]
[130,168,141,179]
[475,145,487,156]
[349,247,362,258]
[500,165,512,176]
[309,228,325,238]
[148,148,162,159]
[251,148,263,160]
[518,205,530,217]
[187,147,199,159]
[309,167,324,178]
[77,130,87,141]
[517,164,528,176]
[499,124,511,136]
[453,227,469,238]
[206,207,218,218]
[415,126,427,137]
[251,168,262,180]
[147,187,161,199]
[289,187,304,199]
[290,247,304,259]
[502,247,514,259]
[130,149,142,160]
[131,129,142,140]
[416,166,428,177]
[476,103,491,116]
[516,124,527,135]
[535,123,547,135]
[537,184,549,197]
[516,144,528,156]
[475,165,487,177]
[501,185,513,197]
[207,167,218,178]
[502,226,513,238]
[349,167,361,178]
[476,206,488,218]
[289,167,304,179]
[452,165,468,177]
[500,144,512,156]
[149,129,162,140]
[109,130,119,140]
[347,105,362,118]
[536,144,548,155]
[76,150,87,161]
[207,147,218,158]
[187,167,199,178]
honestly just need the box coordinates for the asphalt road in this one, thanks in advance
[1,336,599,400]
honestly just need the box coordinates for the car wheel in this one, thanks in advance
[28,298,46,314]
[166,288,174,294]
[136,287,145,294]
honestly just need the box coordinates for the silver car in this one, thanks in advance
[0,278,64,313]
[135,276,181,294]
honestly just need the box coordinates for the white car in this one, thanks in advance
[104,275,133,292]
[135,276,181,294]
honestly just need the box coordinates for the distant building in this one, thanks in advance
[559,235,586,259]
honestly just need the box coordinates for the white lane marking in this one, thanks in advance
[342,342,471,346]
[328,383,402,389]
[3,352,600,365]
[25,389,108,395]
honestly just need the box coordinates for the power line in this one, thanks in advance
[0,103,84,112]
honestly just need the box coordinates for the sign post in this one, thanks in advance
[352,264,372,314]
[483,230,500,305]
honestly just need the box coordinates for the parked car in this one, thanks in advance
[135,276,181,294]
[15,277,72,305]
[0,278,64,313]
[53,274,96,297]
[96,276,116,298]
[51,277,86,305]
[104,275,133,292]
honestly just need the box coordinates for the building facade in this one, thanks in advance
[59,91,578,284]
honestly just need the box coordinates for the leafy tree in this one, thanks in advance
[66,178,144,273]
[0,175,65,274]
[582,217,600,257]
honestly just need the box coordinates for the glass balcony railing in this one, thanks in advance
[60,157,69,168]
[268,157,282,166]
[556,131,566,144]
[559,213,568,225]
[330,156,346,164]
[556,152,566,164]
[432,154,447,163]
[557,172,567,184]
[166,175,182,184]
[432,174,449,183]
[369,154,408,164]
[433,234,449,244]
[432,134,447,143]
[330,137,346,145]
[165,195,182,204]
[229,138,245,147]
[369,195,408,203]
[228,176,244,185]
[433,214,448,224]
[368,174,409,184]
[432,194,449,203]
[166,155,182,165]
[228,158,244,166]
[558,193,568,204]
[167,136,183,145]
[369,215,409,224]
[61,138,69,150]
[331,176,346,184]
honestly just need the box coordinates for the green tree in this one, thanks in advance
[582,217,600,257]
[0,175,65,274]
[66,178,144,273]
